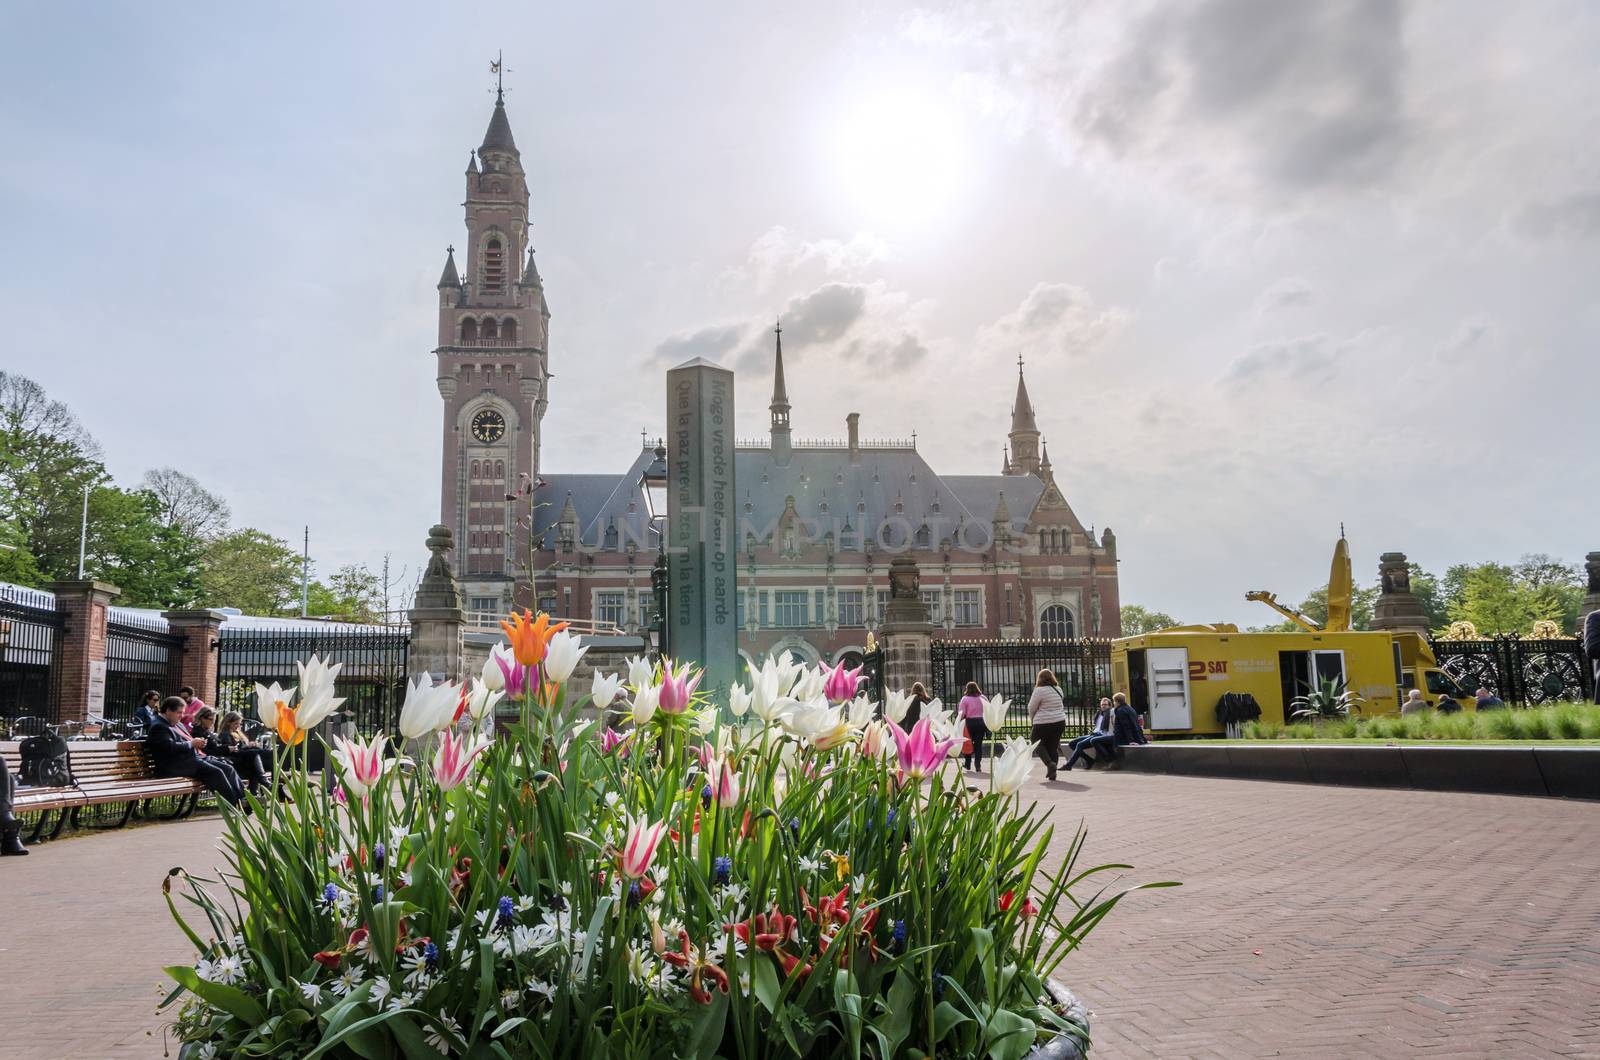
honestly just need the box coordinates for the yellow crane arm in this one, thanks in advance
[1245,590,1321,632]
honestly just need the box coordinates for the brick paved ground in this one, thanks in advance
[3,774,1597,1058]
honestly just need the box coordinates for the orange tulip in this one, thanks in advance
[274,700,307,747]
[500,610,569,667]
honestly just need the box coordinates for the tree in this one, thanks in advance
[0,371,101,458]
[81,487,202,607]
[1514,553,1584,633]
[1120,604,1179,635]
[200,529,303,615]
[1444,557,1585,635]
[1406,563,1450,630]
[1249,583,1377,632]
[141,467,231,541]
[0,517,42,585]
[306,563,382,622]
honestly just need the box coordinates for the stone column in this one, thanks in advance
[878,554,933,693]
[1580,552,1600,632]
[47,579,119,724]
[1370,551,1431,637]
[409,525,465,681]
[162,609,227,708]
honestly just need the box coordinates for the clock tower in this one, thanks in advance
[433,85,550,617]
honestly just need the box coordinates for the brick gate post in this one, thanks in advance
[878,554,933,693]
[162,609,227,709]
[46,579,120,725]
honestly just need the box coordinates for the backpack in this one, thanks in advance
[19,732,73,787]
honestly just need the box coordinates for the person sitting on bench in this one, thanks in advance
[1,755,25,857]
[147,697,246,810]
[1064,699,1114,771]
[209,711,274,795]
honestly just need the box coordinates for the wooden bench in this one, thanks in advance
[1,740,205,841]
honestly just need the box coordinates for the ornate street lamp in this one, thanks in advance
[639,444,669,659]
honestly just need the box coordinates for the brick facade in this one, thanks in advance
[47,580,119,724]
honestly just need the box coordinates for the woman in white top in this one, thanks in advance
[1025,668,1068,781]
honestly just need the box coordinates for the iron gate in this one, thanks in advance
[1432,636,1593,705]
[104,615,184,722]
[217,626,410,737]
[929,638,1113,737]
[0,586,62,728]
[858,647,885,704]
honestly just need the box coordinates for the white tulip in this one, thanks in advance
[481,644,515,691]
[631,684,660,726]
[543,630,589,685]
[749,668,794,724]
[991,737,1036,796]
[791,668,825,704]
[296,655,345,726]
[253,681,296,725]
[692,709,717,737]
[846,694,876,730]
[980,694,1011,732]
[465,678,504,721]
[399,677,463,740]
[883,689,913,724]
[728,682,752,718]
[785,696,851,750]
[626,655,655,690]
[591,672,623,711]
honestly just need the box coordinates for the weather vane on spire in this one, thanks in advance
[1017,353,1025,373]
[489,51,511,102]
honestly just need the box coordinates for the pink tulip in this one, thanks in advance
[658,660,702,715]
[712,758,741,808]
[889,718,960,781]
[433,730,492,791]
[331,732,391,799]
[821,661,864,705]
[600,728,632,756]
[495,653,529,699]
[619,814,669,879]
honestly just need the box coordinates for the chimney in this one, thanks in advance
[847,412,861,464]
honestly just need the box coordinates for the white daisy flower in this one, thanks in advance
[526,976,555,1002]
[299,981,322,1005]
[332,968,364,996]
[370,977,392,1005]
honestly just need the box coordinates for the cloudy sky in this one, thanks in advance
[3,1,1596,623]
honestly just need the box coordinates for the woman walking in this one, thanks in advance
[1026,669,1068,781]
[904,682,930,730]
[957,681,989,771]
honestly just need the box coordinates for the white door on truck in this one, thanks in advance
[1146,647,1192,730]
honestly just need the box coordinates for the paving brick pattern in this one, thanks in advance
[1,774,1597,1057]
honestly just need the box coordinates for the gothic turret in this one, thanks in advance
[437,246,460,289]
[770,320,792,465]
[1007,356,1042,475]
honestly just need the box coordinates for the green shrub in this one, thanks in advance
[1241,701,1600,742]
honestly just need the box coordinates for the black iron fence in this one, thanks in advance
[104,615,184,722]
[0,586,62,728]
[929,638,1113,738]
[1432,636,1592,705]
[858,647,885,704]
[217,626,410,737]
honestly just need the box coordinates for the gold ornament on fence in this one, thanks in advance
[1442,620,1480,641]
[1527,619,1571,640]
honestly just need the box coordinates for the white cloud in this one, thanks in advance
[1252,277,1313,316]
[740,226,891,292]
[976,281,1128,363]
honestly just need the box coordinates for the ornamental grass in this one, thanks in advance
[161,623,1170,1059]
[1242,701,1600,742]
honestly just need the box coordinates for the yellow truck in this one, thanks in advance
[1111,536,1473,736]
[1110,626,1473,736]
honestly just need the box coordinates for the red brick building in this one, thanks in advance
[431,96,1121,665]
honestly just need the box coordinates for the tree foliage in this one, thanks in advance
[141,466,231,540]
[1120,604,1179,635]
[305,563,383,622]
[199,529,304,616]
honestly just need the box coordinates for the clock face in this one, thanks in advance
[471,409,507,443]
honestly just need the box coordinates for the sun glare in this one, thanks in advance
[830,88,971,230]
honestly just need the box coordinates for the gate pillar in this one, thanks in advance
[409,525,465,682]
[1370,552,1431,637]
[162,609,228,710]
[47,579,119,725]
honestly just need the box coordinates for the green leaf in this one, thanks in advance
[933,1001,970,1043]
[752,954,782,1014]
[877,970,918,1057]
[985,1010,1038,1060]
[687,989,729,1059]
[163,966,267,1027]
[490,1016,529,1039]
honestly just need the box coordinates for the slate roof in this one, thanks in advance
[533,445,1048,550]
[480,100,518,154]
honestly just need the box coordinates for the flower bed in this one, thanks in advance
[1242,701,1600,742]
[162,616,1168,1058]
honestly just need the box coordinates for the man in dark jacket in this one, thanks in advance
[1,755,25,856]
[1111,693,1148,749]
[1585,609,1600,705]
[147,697,245,808]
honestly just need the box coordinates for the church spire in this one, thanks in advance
[770,319,792,465]
[1007,355,1042,475]
[436,245,460,289]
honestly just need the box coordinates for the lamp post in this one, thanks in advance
[639,443,669,660]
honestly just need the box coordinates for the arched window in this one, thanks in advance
[482,317,499,340]
[460,318,478,342]
[495,460,505,478]
[471,460,481,477]
[1039,604,1074,640]
[502,317,517,342]
[483,237,505,293]
[1038,530,1048,554]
